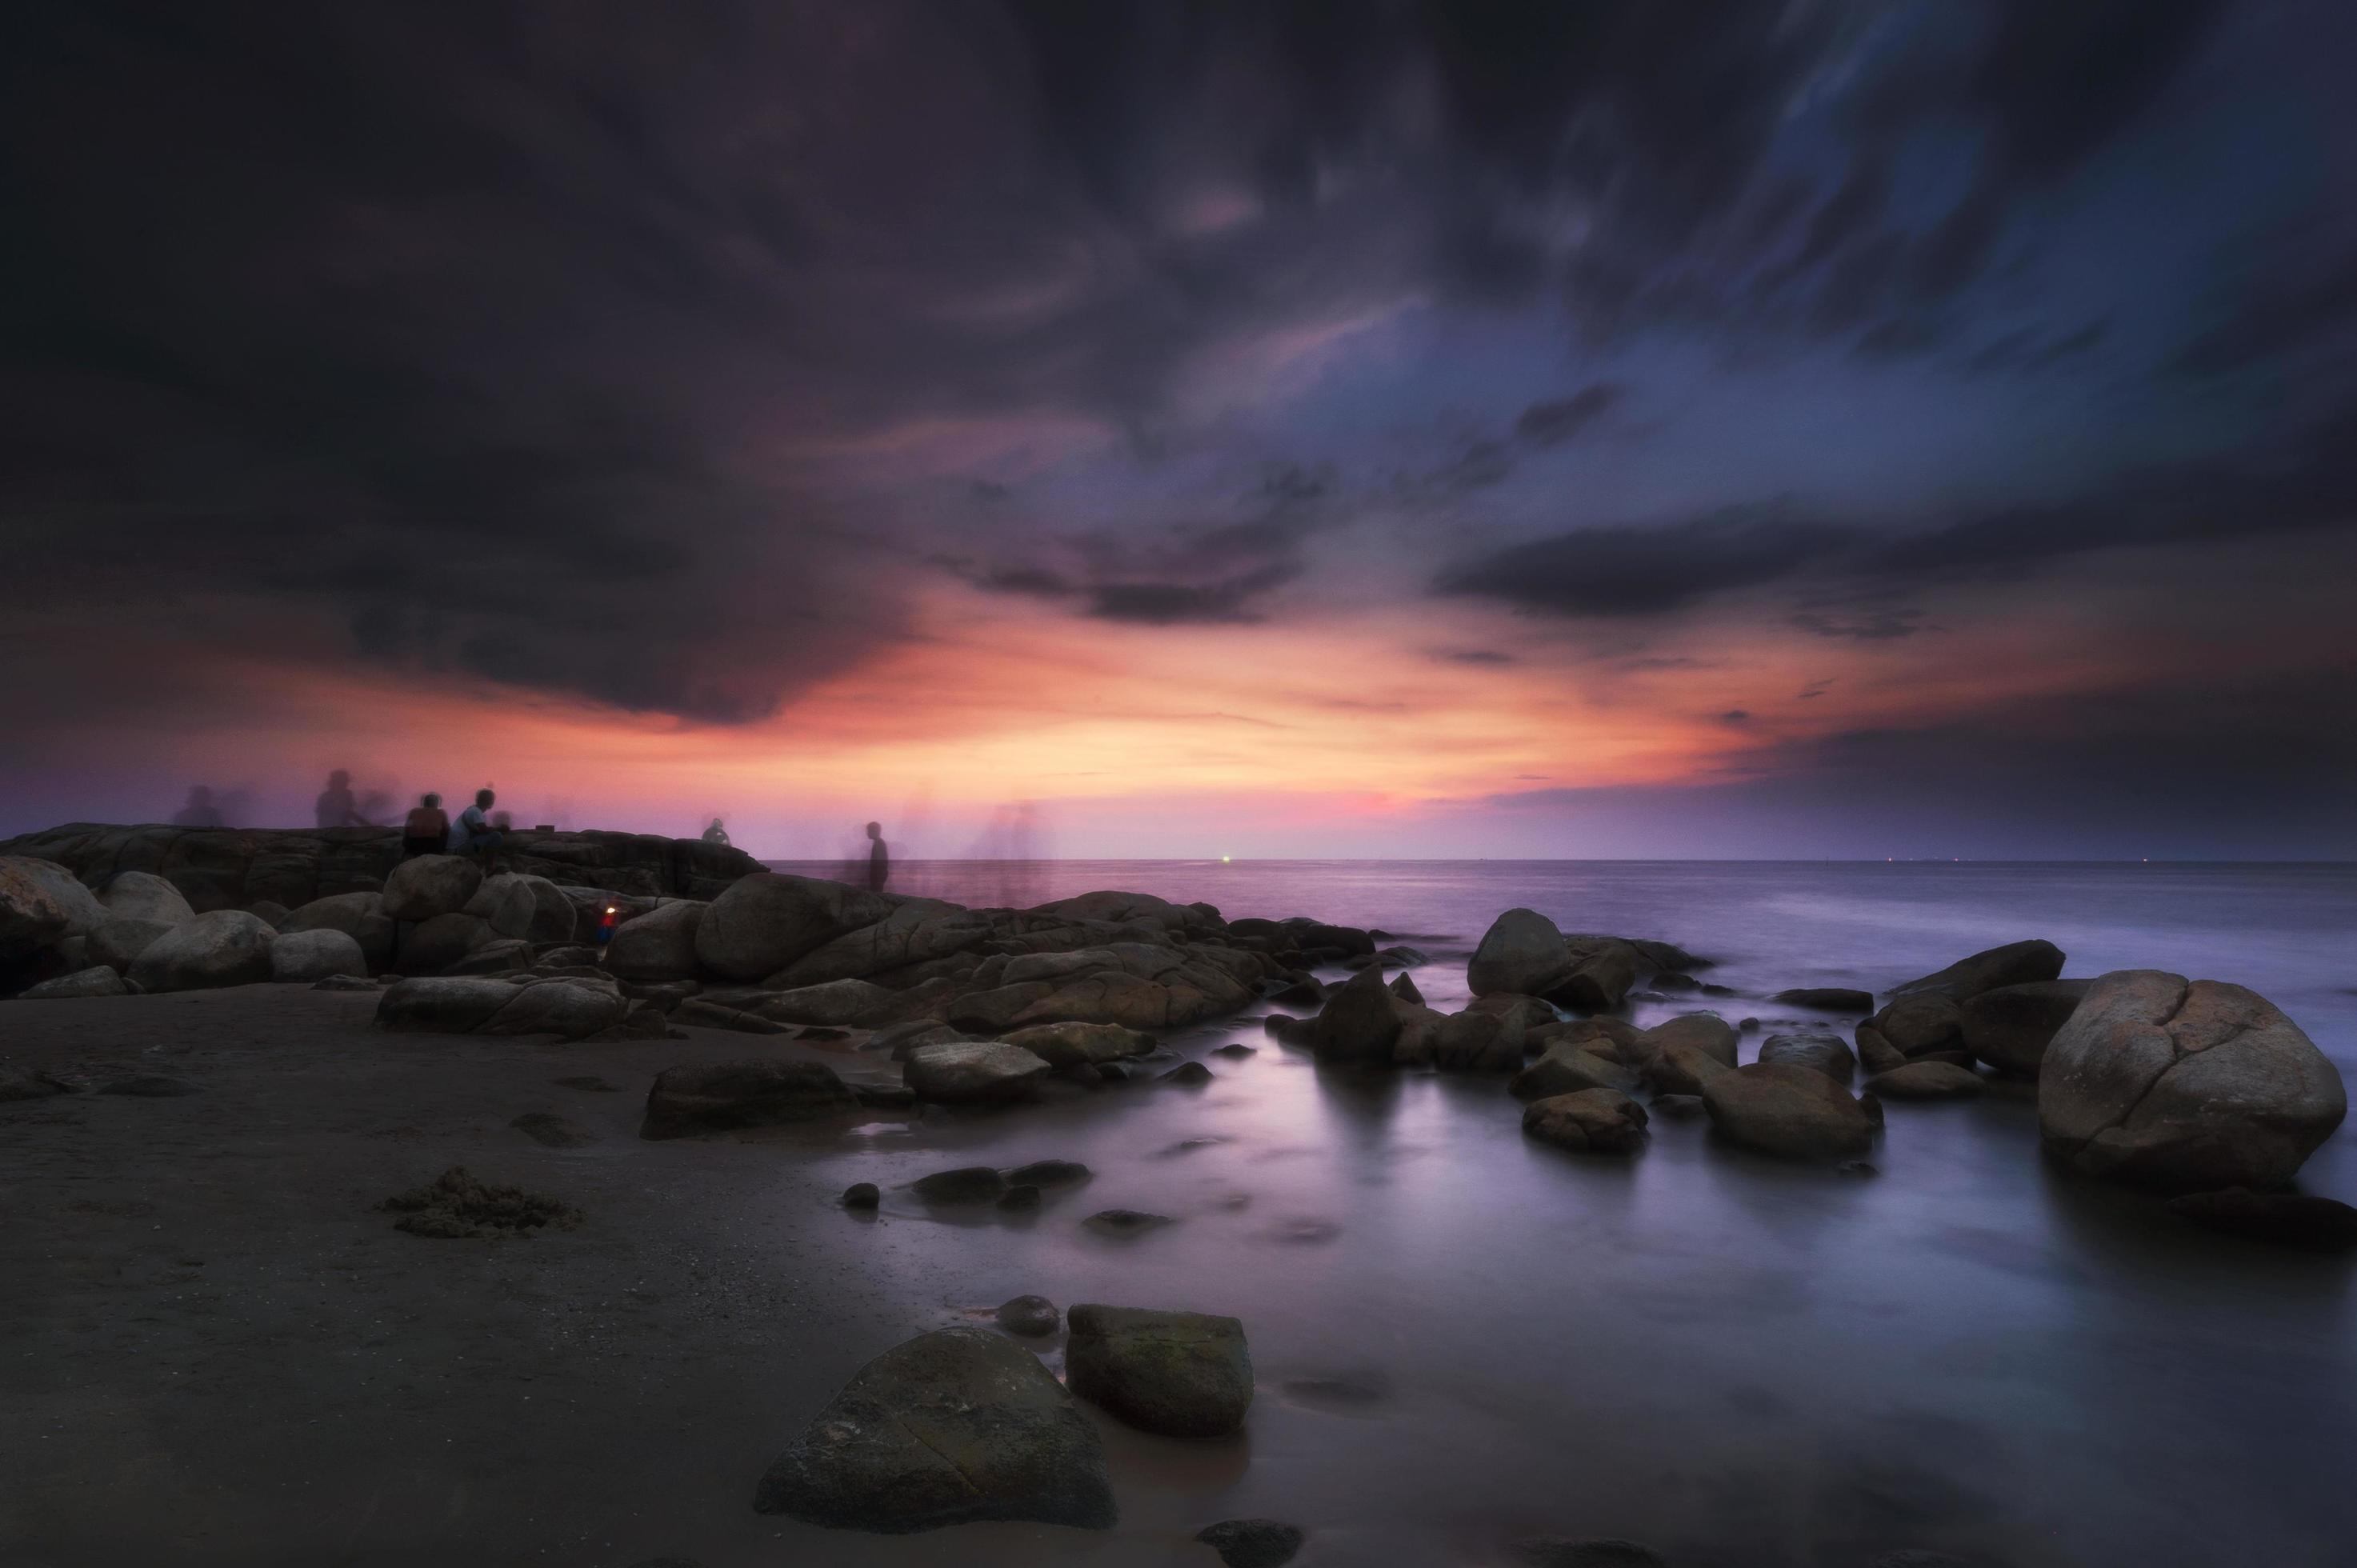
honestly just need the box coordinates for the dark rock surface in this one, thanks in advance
[1703,1062,1879,1159]
[1521,1089,1649,1154]
[638,1059,858,1138]
[1961,978,2095,1077]
[1771,986,1874,1013]
[1891,938,2066,1003]
[1065,1303,1253,1437]
[1197,1518,1306,1568]
[2167,1187,2357,1250]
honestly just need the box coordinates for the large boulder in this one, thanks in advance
[1633,1013,1738,1070]
[0,854,105,969]
[278,891,397,973]
[605,899,706,982]
[1960,979,2093,1077]
[1555,937,1643,1012]
[1065,1304,1253,1438]
[902,1042,1053,1104]
[1468,908,1576,998]
[462,873,578,944]
[641,1059,859,1138]
[2039,970,2347,1192]
[1864,1061,1985,1100]
[998,1022,1158,1068]
[751,1327,1115,1531]
[769,905,993,988]
[128,910,276,992]
[746,978,908,1028]
[1398,1008,1522,1072]
[86,916,177,974]
[1891,939,2064,1003]
[19,965,129,1000]
[379,854,484,923]
[1522,1089,1650,1154]
[695,873,890,983]
[270,928,366,982]
[1702,1062,1879,1160]
[96,870,195,926]
[396,911,494,974]
[1303,965,1405,1063]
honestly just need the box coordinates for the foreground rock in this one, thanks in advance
[1521,1090,1649,1154]
[1065,1304,1252,1437]
[270,928,366,982]
[2166,1188,2357,1250]
[18,965,127,999]
[751,1327,1115,1531]
[1198,1518,1306,1568]
[2040,970,2346,1191]
[998,1021,1157,1068]
[1,854,105,974]
[380,854,483,923]
[1703,1062,1879,1159]
[1863,1061,1985,1100]
[995,1294,1061,1336]
[278,892,397,973]
[1961,978,2093,1077]
[1512,1041,1639,1100]
[128,909,276,993]
[696,872,891,983]
[376,974,630,1040]
[902,1042,1052,1104]
[604,898,705,981]
[95,869,196,926]
[640,1060,858,1138]
[1756,1031,1855,1081]
[1891,938,2064,1003]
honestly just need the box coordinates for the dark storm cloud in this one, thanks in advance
[1513,384,1626,448]
[2170,258,2357,378]
[1432,507,1856,617]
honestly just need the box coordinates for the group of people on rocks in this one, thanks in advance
[400,788,506,868]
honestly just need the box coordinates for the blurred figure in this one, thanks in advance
[594,901,621,966]
[314,769,366,829]
[447,787,506,870]
[866,820,889,893]
[401,793,448,860]
[172,786,224,828]
[702,817,731,846]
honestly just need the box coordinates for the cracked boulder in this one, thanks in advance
[375,974,630,1040]
[2039,970,2346,1192]
[751,1327,1115,1532]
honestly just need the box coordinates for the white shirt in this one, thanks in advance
[447,804,490,852]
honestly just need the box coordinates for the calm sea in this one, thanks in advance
[758,861,2357,1568]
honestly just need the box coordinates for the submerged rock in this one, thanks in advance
[1771,986,1874,1013]
[1702,1062,1879,1159]
[1160,1060,1215,1086]
[996,1294,1061,1336]
[638,1059,858,1138]
[1521,1089,1649,1155]
[2040,970,2346,1191]
[912,1166,1006,1203]
[750,1327,1115,1532]
[1756,1031,1855,1081]
[1512,1042,1639,1100]
[1083,1208,1174,1237]
[1006,1158,1091,1188]
[1065,1303,1253,1437]
[2167,1187,2357,1250]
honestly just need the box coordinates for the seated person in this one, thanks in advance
[447,787,506,867]
[401,793,448,859]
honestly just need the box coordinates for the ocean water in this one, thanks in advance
[760,861,2357,1568]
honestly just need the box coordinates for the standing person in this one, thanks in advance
[447,787,506,870]
[401,793,449,860]
[593,902,621,966]
[865,820,889,893]
[315,769,366,829]
[702,817,730,846]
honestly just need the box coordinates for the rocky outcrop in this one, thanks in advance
[86,916,176,974]
[605,899,706,981]
[129,910,276,992]
[95,870,194,926]
[2039,970,2346,1192]
[1891,939,2065,1003]
[998,1021,1158,1068]
[1522,1089,1650,1154]
[1302,966,1407,1063]
[1,854,106,978]
[695,873,892,982]
[1065,1305,1253,1438]
[395,911,495,975]
[1466,910,1679,1011]
[1703,1062,1879,1159]
[1960,979,2093,1077]
[902,1042,1052,1104]
[1868,993,1966,1057]
[1512,1041,1640,1100]
[376,974,630,1040]
[270,928,366,982]
[1756,1031,1855,1081]
[1863,1061,1984,1100]
[640,1060,858,1138]
[751,1327,1115,1532]
[381,854,483,923]
[0,822,766,912]
[462,873,578,945]
[278,892,398,973]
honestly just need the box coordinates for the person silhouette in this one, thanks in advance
[172,786,224,828]
[702,817,731,846]
[866,820,889,893]
[401,793,448,860]
[315,769,366,829]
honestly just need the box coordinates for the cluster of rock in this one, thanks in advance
[754,1305,1252,1534]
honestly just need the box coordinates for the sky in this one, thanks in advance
[4,1,2355,859]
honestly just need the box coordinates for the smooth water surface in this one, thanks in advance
[762,862,2357,1568]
